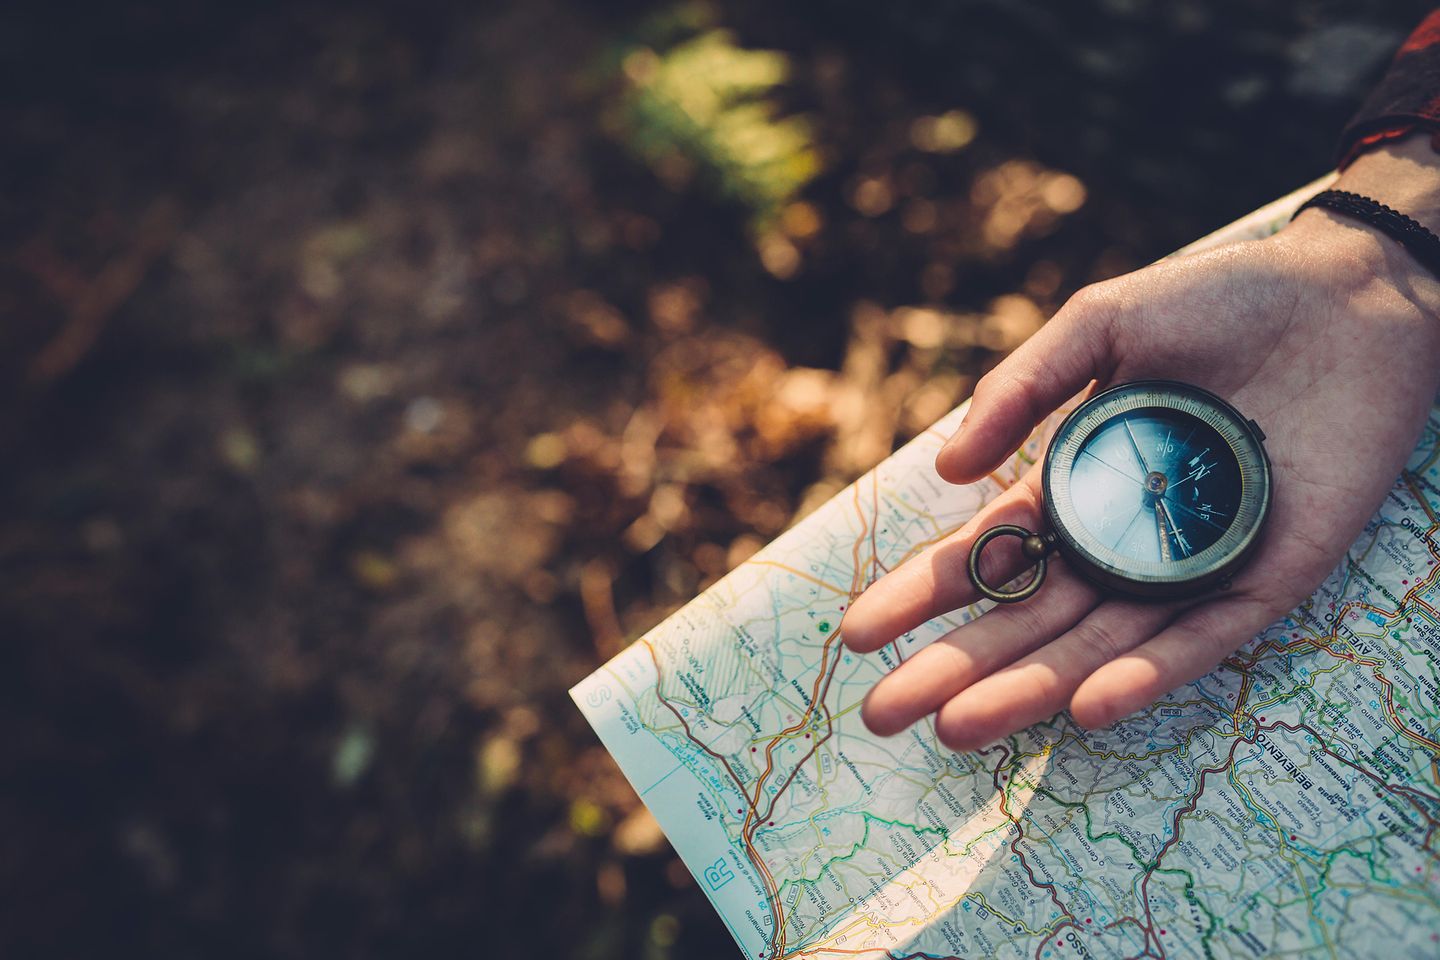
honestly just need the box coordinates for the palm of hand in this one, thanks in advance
[840,223,1440,750]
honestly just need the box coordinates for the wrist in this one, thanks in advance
[1274,218,1440,365]
[1334,132,1440,227]
[1284,135,1440,323]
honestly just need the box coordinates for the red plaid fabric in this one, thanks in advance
[1339,10,1440,168]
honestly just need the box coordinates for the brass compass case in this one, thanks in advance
[1041,380,1273,599]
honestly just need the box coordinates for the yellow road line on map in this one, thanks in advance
[748,561,849,594]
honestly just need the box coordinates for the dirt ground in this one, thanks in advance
[1,1,1430,957]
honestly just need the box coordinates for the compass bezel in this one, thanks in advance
[1041,380,1272,598]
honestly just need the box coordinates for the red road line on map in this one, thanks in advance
[1122,715,1440,960]
[759,628,851,956]
[981,744,1077,942]
[1412,595,1440,621]
[1228,595,1440,756]
[1403,473,1438,524]
[642,639,787,955]
[1263,719,1440,836]
[648,615,851,957]
[1127,733,1252,958]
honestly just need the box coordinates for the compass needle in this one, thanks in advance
[1155,502,1173,563]
[1078,447,1144,484]
[1164,494,1229,532]
[1157,500,1190,558]
[1121,417,1152,475]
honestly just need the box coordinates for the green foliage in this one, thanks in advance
[609,11,821,233]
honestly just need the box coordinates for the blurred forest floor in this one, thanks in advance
[0,1,1430,957]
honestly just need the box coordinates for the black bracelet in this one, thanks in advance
[1292,189,1440,280]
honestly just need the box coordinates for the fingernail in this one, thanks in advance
[939,417,967,463]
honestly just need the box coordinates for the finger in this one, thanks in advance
[861,560,1102,736]
[840,467,1044,654]
[937,285,1118,485]
[1069,594,1282,729]
[933,597,1181,751]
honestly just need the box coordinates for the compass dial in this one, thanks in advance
[1042,381,1270,598]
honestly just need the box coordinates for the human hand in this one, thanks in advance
[841,138,1440,750]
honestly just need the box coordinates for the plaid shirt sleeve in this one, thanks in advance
[1338,10,1440,168]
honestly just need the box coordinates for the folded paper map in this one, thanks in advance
[572,176,1440,959]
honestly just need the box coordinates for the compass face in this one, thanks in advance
[1043,381,1270,597]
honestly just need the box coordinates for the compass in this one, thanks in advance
[968,380,1272,602]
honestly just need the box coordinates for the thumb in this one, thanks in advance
[938,284,1119,484]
